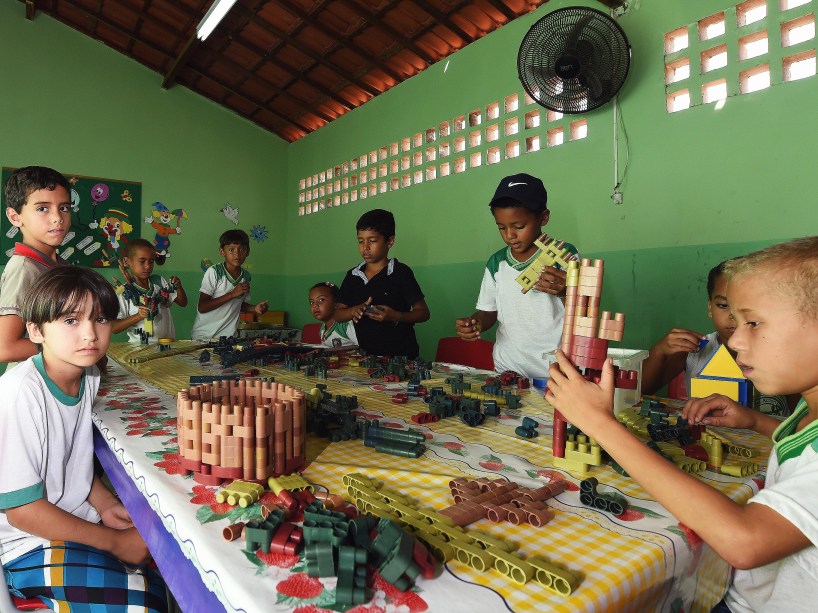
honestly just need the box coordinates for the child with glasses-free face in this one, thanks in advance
[546,237,818,612]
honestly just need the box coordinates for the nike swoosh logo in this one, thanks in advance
[508,182,527,187]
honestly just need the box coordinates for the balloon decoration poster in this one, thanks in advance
[1,168,142,268]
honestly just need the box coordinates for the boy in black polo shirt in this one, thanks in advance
[335,209,430,357]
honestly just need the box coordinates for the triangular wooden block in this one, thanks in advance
[699,343,744,379]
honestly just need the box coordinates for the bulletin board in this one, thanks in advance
[1,168,142,268]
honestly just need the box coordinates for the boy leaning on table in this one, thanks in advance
[547,236,818,613]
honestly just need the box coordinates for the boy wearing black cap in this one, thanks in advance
[455,173,578,379]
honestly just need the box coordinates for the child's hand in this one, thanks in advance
[532,265,567,295]
[100,502,134,530]
[682,394,757,429]
[232,281,250,299]
[455,317,481,340]
[366,305,398,323]
[545,351,617,435]
[254,300,269,316]
[656,328,706,355]
[351,298,371,323]
[137,306,150,321]
[169,276,183,290]
[109,527,152,566]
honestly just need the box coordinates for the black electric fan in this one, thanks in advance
[518,6,631,113]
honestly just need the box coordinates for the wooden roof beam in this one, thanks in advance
[49,0,177,59]
[343,0,436,66]
[162,34,201,89]
[276,0,405,82]
[411,0,474,44]
[186,64,315,135]
[224,33,355,112]
[234,3,383,98]
[196,43,337,123]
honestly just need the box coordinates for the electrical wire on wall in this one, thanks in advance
[612,95,631,205]
[611,2,632,205]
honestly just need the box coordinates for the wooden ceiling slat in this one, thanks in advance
[411,0,475,43]
[52,0,178,59]
[214,29,356,112]
[344,0,436,66]
[162,35,200,87]
[19,0,596,140]
[235,3,383,99]
[481,0,518,23]
[276,0,405,83]
[186,63,315,135]
[195,43,338,124]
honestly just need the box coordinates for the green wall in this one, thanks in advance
[2,0,815,358]
[284,0,817,356]
[0,1,288,341]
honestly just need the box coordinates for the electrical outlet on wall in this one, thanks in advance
[612,190,624,205]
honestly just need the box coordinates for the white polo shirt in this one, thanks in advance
[476,241,578,378]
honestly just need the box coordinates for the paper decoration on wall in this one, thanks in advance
[250,225,268,243]
[70,189,81,212]
[0,169,142,268]
[201,258,213,272]
[87,182,110,229]
[220,203,239,225]
[145,201,188,265]
[99,209,133,250]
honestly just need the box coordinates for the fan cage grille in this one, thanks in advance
[518,7,631,114]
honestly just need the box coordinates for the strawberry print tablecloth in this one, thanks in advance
[94,342,772,613]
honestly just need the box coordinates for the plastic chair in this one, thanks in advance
[434,337,495,371]
[301,323,321,344]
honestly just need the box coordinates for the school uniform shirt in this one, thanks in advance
[0,244,68,371]
[338,258,424,358]
[320,320,358,348]
[686,331,790,416]
[190,263,251,340]
[0,355,100,565]
[117,274,178,343]
[476,242,579,379]
[725,399,818,613]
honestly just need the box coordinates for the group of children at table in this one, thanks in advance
[0,165,816,613]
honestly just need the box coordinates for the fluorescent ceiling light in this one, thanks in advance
[196,0,238,41]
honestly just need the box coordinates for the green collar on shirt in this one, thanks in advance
[772,398,818,464]
[213,262,249,286]
[504,247,540,271]
[33,353,85,406]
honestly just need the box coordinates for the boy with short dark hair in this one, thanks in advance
[0,166,71,366]
[642,262,730,395]
[547,236,818,613]
[335,209,430,357]
[0,266,166,611]
[190,229,268,340]
[642,261,795,415]
[112,238,188,342]
[455,173,578,378]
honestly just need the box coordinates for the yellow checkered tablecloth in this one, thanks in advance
[103,342,771,613]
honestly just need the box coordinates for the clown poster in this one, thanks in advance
[1,168,142,268]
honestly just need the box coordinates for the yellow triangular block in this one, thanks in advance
[699,344,743,379]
